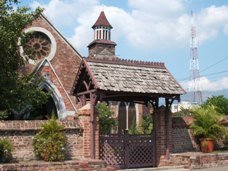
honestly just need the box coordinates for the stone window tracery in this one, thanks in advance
[24,31,51,60]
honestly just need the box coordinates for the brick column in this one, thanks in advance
[95,111,99,159]
[78,106,91,158]
[154,106,172,166]
[78,104,99,159]
[166,108,173,156]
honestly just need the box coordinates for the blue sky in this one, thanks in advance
[21,0,228,92]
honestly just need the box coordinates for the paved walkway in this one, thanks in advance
[117,166,189,171]
[194,166,228,171]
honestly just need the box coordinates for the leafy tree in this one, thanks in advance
[0,0,48,119]
[202,95,228,115]
[96,102,115,135]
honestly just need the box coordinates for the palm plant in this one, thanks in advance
[190,105,225,141]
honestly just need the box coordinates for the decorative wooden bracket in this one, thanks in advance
[150,97,159,109]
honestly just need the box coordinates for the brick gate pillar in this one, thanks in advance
[78,104,99,159]
[153,106,172,166]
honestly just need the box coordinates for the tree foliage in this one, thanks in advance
[202,95,228,115]
[96,102,115,135]
[0,0,48,119]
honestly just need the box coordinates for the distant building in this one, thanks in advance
[171,101,199,113]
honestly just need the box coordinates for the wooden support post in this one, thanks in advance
[90,93,97,159]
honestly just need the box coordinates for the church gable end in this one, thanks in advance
[23,15,82,118]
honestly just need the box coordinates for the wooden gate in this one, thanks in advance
[99,131,156,169]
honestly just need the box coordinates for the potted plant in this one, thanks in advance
[190,105,225,153]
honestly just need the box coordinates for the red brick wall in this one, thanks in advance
[0,120,83,161]
[25,16,82,115]
[88,43,115,58]
[0,160,116,171]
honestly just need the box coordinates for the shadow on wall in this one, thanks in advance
[172,117,199,153]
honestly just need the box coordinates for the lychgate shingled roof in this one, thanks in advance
[72,58,185,99]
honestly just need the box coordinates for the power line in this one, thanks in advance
[207,75,228,81]
[179,70,228,81]
[202,70,228,77]
[178,56,228,81]
[201,56,228,73]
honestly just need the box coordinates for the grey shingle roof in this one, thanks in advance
[87,60,185,95]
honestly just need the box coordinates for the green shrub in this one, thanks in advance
[128,124,143,134]
[142,114,153,134]
[128,114,153,135]
[33,118,67,161]
[0,138,13,163]
[190,105,225,141]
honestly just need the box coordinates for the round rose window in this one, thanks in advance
[24,31,51,61]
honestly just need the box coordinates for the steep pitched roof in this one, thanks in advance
[92,11,113,29]
[72,58,185,96]
[40,14,82,58]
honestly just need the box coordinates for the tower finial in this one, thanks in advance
[101,4,105,11]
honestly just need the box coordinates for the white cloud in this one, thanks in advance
[30,0,228,53]
[31,0,99,28]
[196,5,228,43]
[128,0,184,18]
[181,76,228,91]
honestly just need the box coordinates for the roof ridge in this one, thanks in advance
[85,58,165,68]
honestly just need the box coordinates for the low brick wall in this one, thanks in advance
[172,116,199,153]
[0,120,83,161]
[0,160,115,171]
[170,152,228,169]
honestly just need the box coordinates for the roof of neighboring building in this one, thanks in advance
[72,58,185,96]
[92,11,113,29]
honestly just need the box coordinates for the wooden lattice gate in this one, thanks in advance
[99,131,156,169]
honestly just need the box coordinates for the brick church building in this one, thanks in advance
[23,11,184,132]
[13,11,186,168]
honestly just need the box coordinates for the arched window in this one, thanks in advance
[31,88,58,119]
[37,80,67,119]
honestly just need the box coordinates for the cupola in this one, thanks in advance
[88,11,117,60]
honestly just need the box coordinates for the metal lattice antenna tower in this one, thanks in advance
[189,11,202,104]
